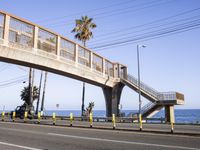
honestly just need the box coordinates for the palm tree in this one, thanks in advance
[72,16,97,117]
[72,16,97,47]
[20,86,39,105]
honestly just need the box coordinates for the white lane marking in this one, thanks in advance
[0,141,42,150]
[0,127,43,135]
[48,133,200,150]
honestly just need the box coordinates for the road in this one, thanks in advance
[0,122,200,150]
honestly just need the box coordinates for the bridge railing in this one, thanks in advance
[0,10,115,78]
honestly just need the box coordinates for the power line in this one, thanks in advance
[35,0,135,23]
[44,0,171,28]
[90,19,200,50]
[94,25,200,51]
[0,75,27,84]
[91,7,200,39]
[89,15,200,45]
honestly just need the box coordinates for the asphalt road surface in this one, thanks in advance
[0,122,199,150]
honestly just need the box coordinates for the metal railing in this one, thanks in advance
[126,74,158,99]
[141,102,156,115]
[157,92,177,101]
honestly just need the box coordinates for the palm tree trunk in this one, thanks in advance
[81,40,86,117]
[41,71,48,115]
[35,71,43,115]
[81,82,85,117]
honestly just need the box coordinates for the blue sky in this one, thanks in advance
[0,0,200,111]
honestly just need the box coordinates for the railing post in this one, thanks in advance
[103,59,106,77]
[139,114,142,131]
[33,26,38,50]
[56,36,60,59]
[12,111,16,122]
[38,111,41,124]
[89,112,93,128]
[90,52,93,71]
[24,111,28,123]
[75,44,78,65]
[52,112,56,125]
[171,122,174,133]
[70,113,73,126]
[112,114,116,129]
[3,15,10,45]
[1,111,5,121]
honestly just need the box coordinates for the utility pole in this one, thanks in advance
[40,71,48,115]
[137,44,146,126]
[35,71,43,115]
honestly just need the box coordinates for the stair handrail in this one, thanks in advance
[126,74,158,98]
[141,102,156,115]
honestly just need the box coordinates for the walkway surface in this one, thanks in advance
[0,121,200,150]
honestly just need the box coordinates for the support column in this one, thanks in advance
[165,105,175,123]
[102,83,124,117]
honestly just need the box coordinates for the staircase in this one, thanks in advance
[120,74,184,118]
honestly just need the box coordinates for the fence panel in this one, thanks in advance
[93,54,103,72]
[105,60,114,77]
[0,13,4,39]
[78,46,90,67]
[38,28,57,54]
[9,17,34,48]
[60,38,75,61]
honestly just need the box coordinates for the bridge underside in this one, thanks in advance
[0,44,116,88]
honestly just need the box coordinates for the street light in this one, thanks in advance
[137,44,146,127]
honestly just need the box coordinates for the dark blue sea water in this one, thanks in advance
[45,109,200,123]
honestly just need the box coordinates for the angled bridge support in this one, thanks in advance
[102,83,124,117]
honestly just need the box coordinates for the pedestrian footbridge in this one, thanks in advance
[0,10,184,122]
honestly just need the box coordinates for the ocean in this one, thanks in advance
[44,109,200,124]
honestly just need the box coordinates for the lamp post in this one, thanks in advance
[137,44,146,122]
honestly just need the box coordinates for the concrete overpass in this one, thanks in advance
[0,10,184,122]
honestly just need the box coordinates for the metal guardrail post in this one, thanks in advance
[89,113,93,128]
[112,114,116,129]
[24,111,28,123]
[12,111,16,122]
[52,112,56,125]
[70,113,73,126]
[139,114,142,131]
[38,112,41,124]
[171,122,174,133]
[1,111,5,121]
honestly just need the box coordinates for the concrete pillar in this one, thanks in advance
[165,105,175,123]
[3,15,10,45]
[102,83,124,117]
